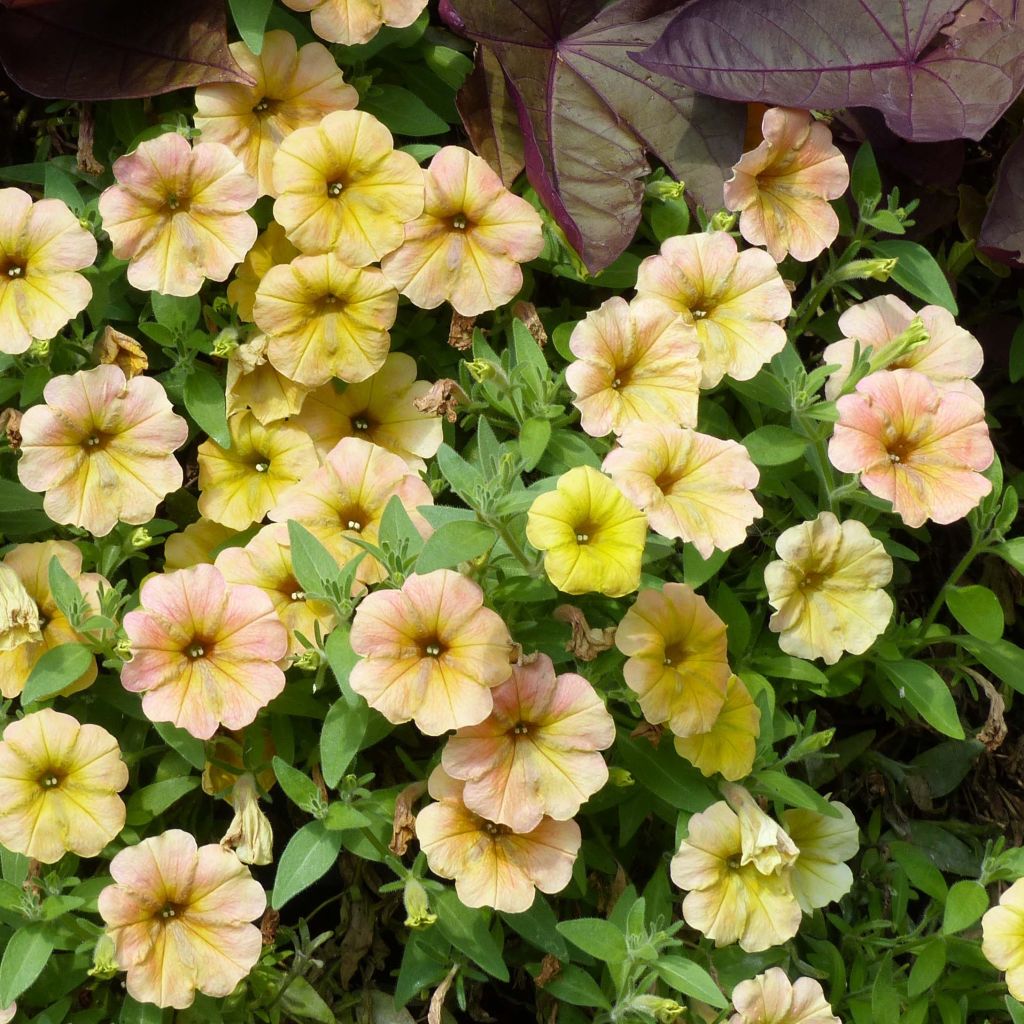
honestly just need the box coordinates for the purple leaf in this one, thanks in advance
[636,0,1024,143]
[441,0,745,272]
[979,133,1024,263]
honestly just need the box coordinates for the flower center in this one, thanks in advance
[282,579,305,602]
[159,903,183,920]
[451,214,468,230]
[512,722,531,736]
[483,821,511,836]
[252,98,271,113]
[885,437,914,464]
[39,773,62,789]
[573,520,599,545]
[690,307,708,320]
[339,504,369,533]
[353,415,372,432]
[610,363,636,390]
[420,637,446,658]
[166,194,185,212]
[187,643,206,659]
[327,181,344,198]
[5,263,24,279]
[798,572,825,591]
[82,431,110,452]
[662,641,689,667]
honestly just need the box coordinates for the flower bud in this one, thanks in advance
[722,783,799,875]
[465,359,502,385]
[607,767,634,788]
[403,876,437,929]
[220,773,274,865]
[866,315,930,375]
[0,564,41,652]
[631,995,685,1022]
[646,178,686,201]
[212,327,241,358]
[832,257,897,283]
[291,648,322,672]
[709,210,738,233]
[88,933,119,979]
[130,527,154,549]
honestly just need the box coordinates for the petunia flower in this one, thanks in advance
[98,829,266,1009]
[197,411,318,530]
[829,369,994,527]
[764,511,893,666]
[724,107,849,264]
[194,30,358,197]
[782,801,859,913]
[282,0,428,46]
[121,564,289,740]
[526,465,648,598]
[380,146,543,315]
[724,782,800,876]
[822,295,985,401]
[218,772,275,866]
[98,132,258,297]
[615,583,730,737]
[349,569,513,735]
[415,766,580,913]
[565,296,701,438]
[441,653,615,833]
[215,522,337,655]
[983,878,1024,1001]
[0,707,128,863]
[635,231,791,387]
[674,674,760,782]
[0,187,97,354]
[227,222,299,321]
[729,968,841,1024]
[0,562,40,652]
[272,109,424,262]
[164,519,238,571]
[603,422,761,559]
[226,333,309,425]
[269,436,433,586]
[253,252,398,387]
[293,352,442,468]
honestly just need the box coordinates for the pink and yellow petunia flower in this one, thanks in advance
[615,583,730,737]
[782,801,859,913]
[121,564,288,740]
[565,297,701,438]
[415,766,580,913]
[983,877,1024,1001]
[349,569,513,735]
[0,187,97,354]
[164,519,238,571]
[724,107,849,264]
[380,146,543,315]
[226,333,309,425]
[18,364,188,537]
[272,109,424,262]
[227,222,300,322]
[635,231,791,387]
[98,829,266,1009]
[764,512,893,666]
[729,968,841,1024]
[673,674,760,782]
[98,132,258,297]
[197,411,318,530]
[829,369,994,527]
[603,422,761,559]
[253,252,398,387]
[194,30,358,197]
[269,436,433,585]
[292,352,442,468]
[441,653,615,833]
[282,0,428,46]
[0,708,128,863]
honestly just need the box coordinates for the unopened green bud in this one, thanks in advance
[647,178,686,201]
[867,315,930,374]
[403,877,437,929]
[631,995,685,1023]
[212,328,241,358]
[832,256,898,283]
[292,648,321,672]
[88,933,119,979]
[708,210,737,233]
[28,338,50,359]
[608,767,634,788]
[465,359,501,384]
[130,527,154,549]
[114,636,132,658]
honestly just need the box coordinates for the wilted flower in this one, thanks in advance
[93,326,148,379]
[565,297,701,438]
[228,222,300,321]
[381,146,543,315]
[164,519,238,570]
[99,829,266,1009]
[0,187,96,354]
[282,0,428,45]
[416,766,580,913]
[219,772,274,866]
[983,878,1024,1001]
[635,231,791,387]
[226,333,309,425]
[603,423,761,558]
[782,801,859,912]
[829,369,994,527]
[349,569,513,735]
[724,107,849,263]
[729,968,841,1024]
[723,783,799,875]
[121,564,289,739]
[441,653,616,833]
[615,583,730,737]
[98,132,258,297]
[765,512,893,665]
[0,708,128,863]
[0,562,40,652]
[194,30,357,196]
[526,466,647,598]
[674,675,760,782]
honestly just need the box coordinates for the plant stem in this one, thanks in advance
[487,516,541,575]
[918,540,989,635]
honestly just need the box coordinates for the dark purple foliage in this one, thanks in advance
[979,133,1024,263]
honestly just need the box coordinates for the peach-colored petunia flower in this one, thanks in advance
[254,252,398,387]
[98,829,266,1009]
[282,0,428,46]
[441,653,615,833]
[98,132,258,297]
[829,369,994,527]
[616,583,730,737]
[349,569,513,735]
[194,30,357,197]
[227,222,299,321]
[823,295,985,401]
[226,334,309,425]
[215,522,337,655]
[729,968,841,1024]
[197,411,318,530]
[121,564,288,740]
[565,297,701,438]
[724,107,849,263]
[164,519,238,571]
[0,541,107,699]
[983,877,1024,1002]
[269,436,433,585]
[272,109,424,262]
[18,365,187,537]
[765,512,893,665]
[782,801,859,913]
[292,352,442,468]
[603,423,761,558]
[674,674,760,782]
[635,232,791,387]
[380,146,543,315]
[415,766,580,913]
[0,187,97,354]
[0,708,128,863]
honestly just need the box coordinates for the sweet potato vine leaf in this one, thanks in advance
[637,0,1024,143]
[440,0,745,273]
[0,0,253,100]
[979,133,1024,264]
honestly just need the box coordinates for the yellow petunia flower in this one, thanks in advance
[225,333,309,425]
[163,519,238,571]
[983,878,1024,1001]
[782,801,859,913]
[282,0,428,46]
[227,222,299,322]
[729,968,841,1024]
[673,674,760,781]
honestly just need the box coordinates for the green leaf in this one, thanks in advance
[519,417,552,470]
[153,721,207,770]
[556,918,626,962]
[320,694,369,788]
[228,0,274,53]
[616,735,714,812]
[125,776,200,826]
[754,770,842,818]
[288,521,343,597]
[879,660,964,739]
[908,939,947,999]
[22,644,94,705]
[44,162,83,214]
[0,478,51,536]
[649,195,690,241]
[184,362,231,448]
[682,546,728,590]
[960,637,1024,695]
[47,555,85,623]
[994,537,1024,573]
[542,964,611,1010]
[851,142,882,206]
[360,84,449,136]
[501,898,568,957]
[271,821,343,909]
[1008,996,1024,1024]
[151,292,201,334]
[945,585,1003,642]
[653,955,727,1008]
[870,241,957,313]
[435,443,485,504]
[942,880,989,934]
[278,975,335,1023]
[742,425,808,466]
[325,626,359,691]
[0,923,53,1006]
[120,995,164,1024]
[416,520,497,573]
[378,494,426,559]
[433,888,509,981]
[273,757,322,814]
[888,841,948,900]
[323,802,372,830]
